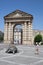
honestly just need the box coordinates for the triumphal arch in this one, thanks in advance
[4,10,33,45]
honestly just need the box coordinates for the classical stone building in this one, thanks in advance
[4,10,33,44]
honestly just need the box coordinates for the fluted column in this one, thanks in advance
[22,22,28,44]
[4,22,8,43]
[11,24,15,42]
[10,26,13,42]
[28,22,33,44]
[31,23,33,44]
[8,23,11,43]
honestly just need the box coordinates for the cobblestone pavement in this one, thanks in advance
[0,43,43,65]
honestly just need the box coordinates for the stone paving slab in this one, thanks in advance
[0,61,15,65]
[3,56,41,65]
[35,62,43,65]
[0,44,43,65]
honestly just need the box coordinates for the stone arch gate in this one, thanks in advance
[4,10,33,45]
[13,24,22,45]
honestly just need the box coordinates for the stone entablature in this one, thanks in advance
[4,10,33,45]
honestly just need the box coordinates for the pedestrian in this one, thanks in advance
[35,42,39,55]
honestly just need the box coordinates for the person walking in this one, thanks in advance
[35,42,39,55]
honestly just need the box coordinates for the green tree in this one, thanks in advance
[34,34,42,45]
[0,35,4,42]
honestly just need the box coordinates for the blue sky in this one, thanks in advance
[0,0,43,32]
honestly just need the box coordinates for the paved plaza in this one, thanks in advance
[0,43,43,65]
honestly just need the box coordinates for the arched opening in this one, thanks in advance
[13,24,22,45]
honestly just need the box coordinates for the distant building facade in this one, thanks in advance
[14,28,22,44]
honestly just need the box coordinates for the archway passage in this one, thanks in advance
[4,10,33,45]
[13,25,22,45]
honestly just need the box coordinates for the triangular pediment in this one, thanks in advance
[12,13,22,17]
[4,10,33,19]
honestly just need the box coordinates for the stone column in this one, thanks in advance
[11,24,14,42]
[4,22,8,43]
[8,22,11,43]
[22,22,28,44]
[28,22,33,45]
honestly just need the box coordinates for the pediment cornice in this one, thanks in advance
[4,10,33,19]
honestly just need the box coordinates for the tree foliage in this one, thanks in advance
[0,35,4,42]
[34,34,42,45]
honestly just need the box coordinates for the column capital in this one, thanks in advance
[9,22,11,26]
[5,22,8,26]
[24,22,27,27]
[28,22,31,25]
